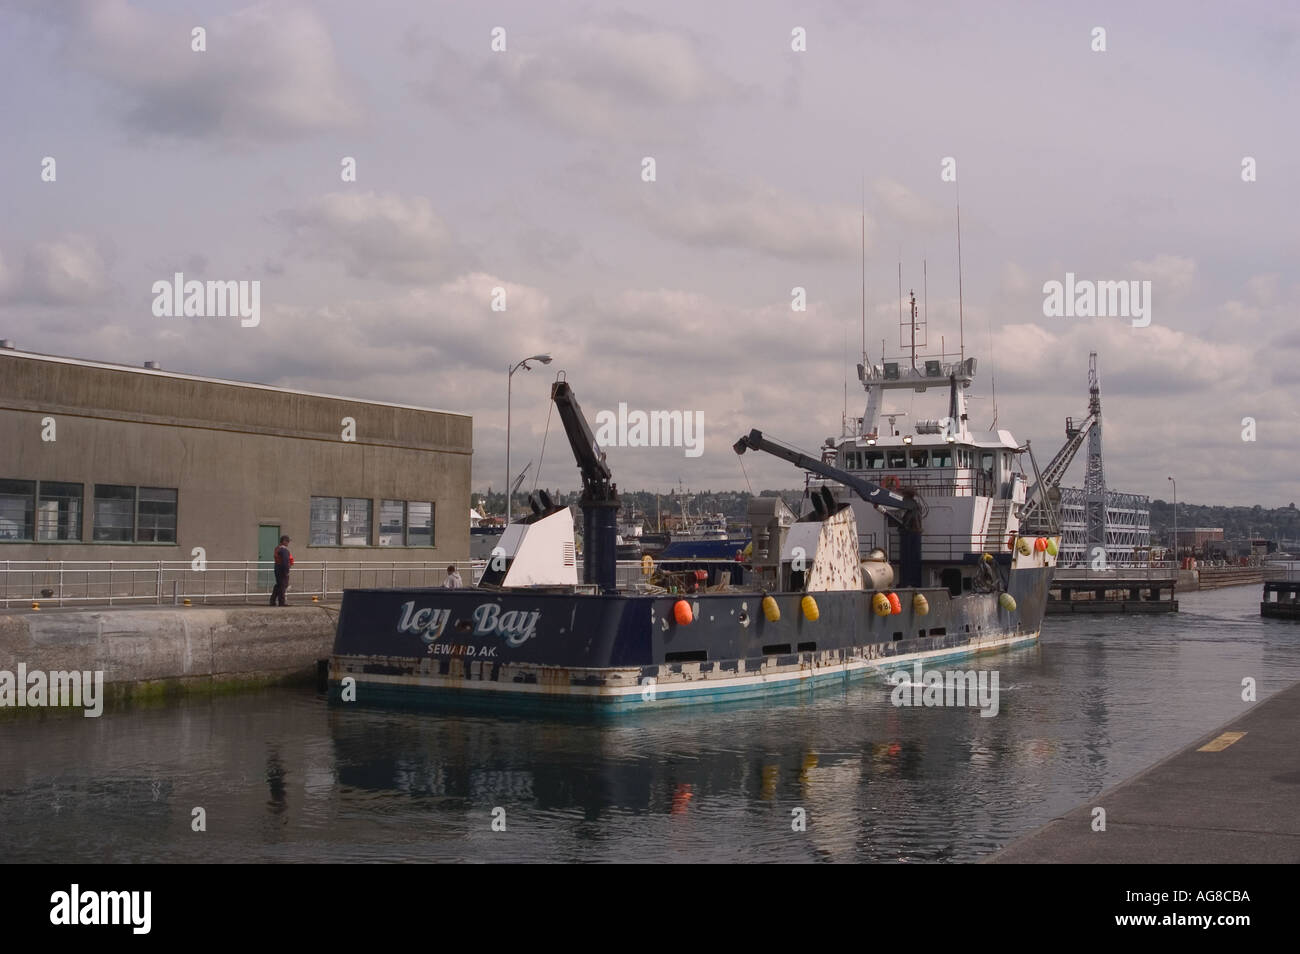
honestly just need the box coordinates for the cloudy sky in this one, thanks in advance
[2,0,1296,506]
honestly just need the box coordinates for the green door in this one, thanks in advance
[258,525,280,590]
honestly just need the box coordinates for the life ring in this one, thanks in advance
[882,475,901,492]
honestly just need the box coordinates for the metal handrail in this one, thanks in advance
[0,560,488,608]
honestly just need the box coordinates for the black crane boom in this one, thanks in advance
[732,429,923,586]
[551,380,619,591]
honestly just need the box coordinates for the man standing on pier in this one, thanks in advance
[271,535,293,606]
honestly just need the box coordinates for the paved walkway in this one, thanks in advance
[990,681,1300,863]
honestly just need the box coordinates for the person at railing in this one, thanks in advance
[443,565,463,588]
[270,536,293,607]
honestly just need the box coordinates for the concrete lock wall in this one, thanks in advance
[0,606,337,695]
[0,350,473,567]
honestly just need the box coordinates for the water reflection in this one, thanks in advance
[1,586,1298,862]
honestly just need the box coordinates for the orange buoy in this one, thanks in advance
[1007,532,1016,551]
[1034,537,1048,552]
[887,592,902,615]
[673,600,693,625]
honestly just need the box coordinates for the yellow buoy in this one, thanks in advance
[761,595,780,622]
[31,601,40,611]
[999,592,1017,612]
[1016,537,1032,556]
[912,593,930,615]
[801,595,819,621]
[641,554,654,576]
[872,593,891,616]
[1046,538,1059,557]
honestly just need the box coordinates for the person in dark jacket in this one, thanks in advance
[270,535,293,606]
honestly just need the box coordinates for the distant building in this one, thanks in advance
[1175,528,1224,551]
[0,345,471,570]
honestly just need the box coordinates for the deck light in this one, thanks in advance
[903,435,913,444]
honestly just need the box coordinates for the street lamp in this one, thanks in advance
[1167,476,1177,566]
[506,353,553,524]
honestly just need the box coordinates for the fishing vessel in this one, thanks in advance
[330,302,1058,711]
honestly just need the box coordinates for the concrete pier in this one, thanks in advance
[0,604,337,706]
[989,681,1300,863]
[1048,566,1178,614]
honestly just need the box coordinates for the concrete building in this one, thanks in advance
[0,345,472,582]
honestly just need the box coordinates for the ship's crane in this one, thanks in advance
[1021,352,1101,531]
[732,428,924,586]
[551,379,621,592]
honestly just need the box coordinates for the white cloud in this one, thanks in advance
[276,192,471,283]
[637,174,865,261]
[417,18,743,141]
[1130,254,1197,297]
[0,235,113,305]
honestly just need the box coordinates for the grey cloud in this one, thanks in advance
[38,0,362,142]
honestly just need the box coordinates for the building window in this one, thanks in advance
[93,485,136,542]
[38,481,83,541]
[407,501,434,547]
[0,479,36,541]
[341,497,371,546]
[137,487,177,543]
[91,485,177,543]
[310,496,341,546]
[378,500,434,547]
[378,500,405,546]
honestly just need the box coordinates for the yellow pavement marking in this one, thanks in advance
[1198,731,1247,752]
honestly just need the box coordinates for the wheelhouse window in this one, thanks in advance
[932,447,953,468]
[863,450,884,470]
[908,448,929,468]
[37,481,83,541]
[0,479,36,541]
[93,485,135,542]
[886,449,907,469]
